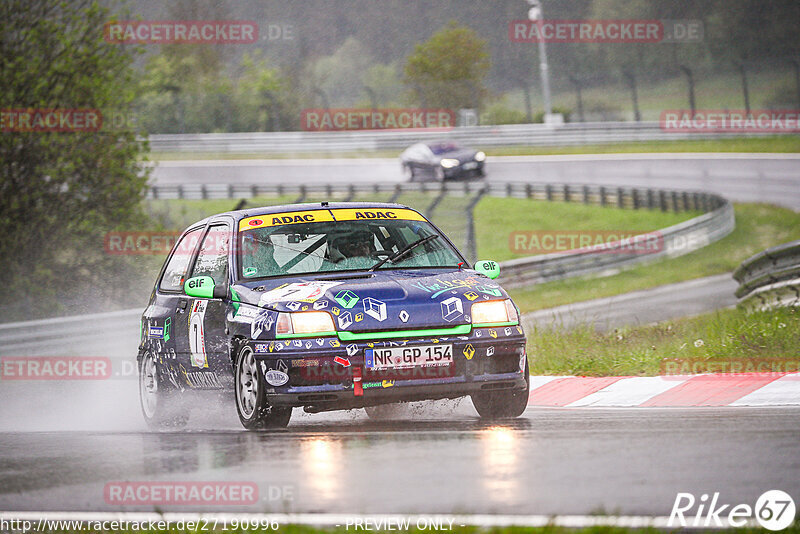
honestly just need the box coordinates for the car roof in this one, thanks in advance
[186,201,419,230]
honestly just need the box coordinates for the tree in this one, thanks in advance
[404,21,490,111]
[0,0,150,319]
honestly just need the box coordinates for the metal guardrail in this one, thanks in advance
[1,181,734,350]
[148,121,774,153]
[733,240,800,311]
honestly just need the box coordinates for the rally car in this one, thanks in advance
[138,202,528,429]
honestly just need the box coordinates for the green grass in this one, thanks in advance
[527,305,800,377]
[508,203,800,313]
[147,136,800,161]
[475,197,698,262]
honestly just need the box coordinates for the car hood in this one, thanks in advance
[231,269,508,332]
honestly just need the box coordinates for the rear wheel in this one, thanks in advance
[139,351,188,429]
[364,403,409,420]
[471,364,530,419]
[235,345,292,430]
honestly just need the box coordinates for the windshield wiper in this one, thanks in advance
[369,234,439,271]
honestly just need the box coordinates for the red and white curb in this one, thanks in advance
[528,373,800,407]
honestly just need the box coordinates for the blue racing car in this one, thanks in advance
[138,202,528,429]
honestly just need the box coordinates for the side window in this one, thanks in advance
[159,228,203,291]
[190,224,230,285]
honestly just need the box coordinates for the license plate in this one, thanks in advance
[463,162,478,170]
[366,344,453,370]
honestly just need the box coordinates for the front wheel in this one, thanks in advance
[139,351,188,430]
[235,345,292,430]
[471,365,530,419]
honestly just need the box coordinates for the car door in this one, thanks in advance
[141,226,204,390]
[181,220,235,390]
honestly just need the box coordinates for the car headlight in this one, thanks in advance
[440,158,460,169]
[276,311,336,336]
[471,299,519,325]
[474,151,486,162]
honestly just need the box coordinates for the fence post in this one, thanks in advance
[599,186,606,207]
[201,185,208,200]
[465,187,488,264]
[425,183,448,219]
[546,184,553,201]
[228,184,234,199]
[389,184,403,204]
[632,189,640,210]
[671,191,680,213]
[659,190,667,212]
[295,185,306,204]
[616,187,624,209]
[563,184,571,203]
[582,185,589,204]
[526,183,533,199]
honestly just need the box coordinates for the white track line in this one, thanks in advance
[731,373,800,406]
[567,376,689,407]
[0,511,759,529]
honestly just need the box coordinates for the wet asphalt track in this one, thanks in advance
[1,154,799,517]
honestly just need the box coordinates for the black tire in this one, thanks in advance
[471,363,530,419]
[234,345,292,430]
[139,350,189,430]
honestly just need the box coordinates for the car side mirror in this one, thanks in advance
[474,260,500,279]
[184,276,228,299]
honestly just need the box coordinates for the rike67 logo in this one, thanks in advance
[669,490,795,530]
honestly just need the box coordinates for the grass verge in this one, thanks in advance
[527,306,800,377]
[508,203,800,313]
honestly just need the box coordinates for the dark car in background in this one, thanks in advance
[400,141,486,181]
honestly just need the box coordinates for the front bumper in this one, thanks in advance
[250,325,526,411]
[443,161,484,178]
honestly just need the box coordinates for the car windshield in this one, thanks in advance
[237,210,462,279]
